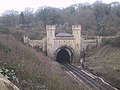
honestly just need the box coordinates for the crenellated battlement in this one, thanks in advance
[72,25,81,30]
[23,24,116,66]
[46,25,56,30]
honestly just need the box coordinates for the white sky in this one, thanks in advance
[0,0,120,14]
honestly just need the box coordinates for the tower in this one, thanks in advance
[72,25,81,41]
[46,25,55,57]
[72,25,81,63]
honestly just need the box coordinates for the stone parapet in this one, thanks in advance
[46,25,56,30]
[72,25,81,30]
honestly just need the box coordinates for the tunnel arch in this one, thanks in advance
[55,46,73,63]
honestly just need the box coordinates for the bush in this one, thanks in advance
[29,32,43,40]
[11,31,23,40]
[0,67,18,81]
[34,46,42,52]
[0,42,11,53]
[111,36,120,47]
[0,28,10,34]
[101,38,112,46]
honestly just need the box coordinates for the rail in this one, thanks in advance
[62,63,118,90]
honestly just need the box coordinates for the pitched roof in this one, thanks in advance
[56,33,73,37]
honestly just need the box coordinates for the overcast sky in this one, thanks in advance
[0,0,120,14]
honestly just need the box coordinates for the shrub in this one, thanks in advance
[0,42,11,53]
[111,36,120,47]
[11,31,23,40]
[34,46,42,52]
[101,38,112,46]
[29,32,43,40]
[0,67,18,82]
[0,28,10,34]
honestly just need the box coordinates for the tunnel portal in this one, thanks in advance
[56,47,73,63]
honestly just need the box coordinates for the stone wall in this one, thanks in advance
[23,25,120,64]
[23,36,43,48]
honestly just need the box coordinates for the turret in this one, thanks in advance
[23,36,30,44]
[46,25,56,57]
[72,25,81,40]
[72,25,81,63]
[46,25,55,39]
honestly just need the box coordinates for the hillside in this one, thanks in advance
[86,45,120,89]
[0,34,88,90]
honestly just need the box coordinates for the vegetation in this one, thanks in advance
[101,38,112,46]
[0,34,88,90]
[0,42,11,53]
[86,36,120,89]
[19,12,25,24]
[0,1,120,90]
[100,36,120,48]
[111,36,120,47]
[86,45,120,89]
[0,67,18,81]
[0,1,120,36]
[0,28,10,34]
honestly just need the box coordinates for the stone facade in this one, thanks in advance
[23,25,103,64]
[81,36,102,51]
[23,36,43,48]
[45,25,81,63]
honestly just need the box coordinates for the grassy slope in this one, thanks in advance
[86,45,120,89]
[0,34,89,90]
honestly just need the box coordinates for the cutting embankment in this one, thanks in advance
[0,34,89,90]
[86,45,120,89]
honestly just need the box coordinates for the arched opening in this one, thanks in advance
[56,48,71,63]
[55,46,73,63]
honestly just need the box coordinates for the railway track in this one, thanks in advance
[62,63,118,90]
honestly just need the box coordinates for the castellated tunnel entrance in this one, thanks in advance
[56,46,73,63]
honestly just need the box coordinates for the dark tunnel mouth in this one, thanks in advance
[56,48,71,63]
